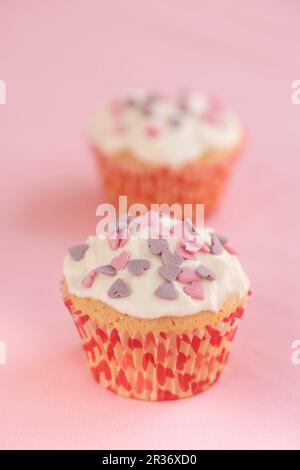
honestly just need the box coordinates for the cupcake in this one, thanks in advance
[90,90,244,217]
[62,212,250,400]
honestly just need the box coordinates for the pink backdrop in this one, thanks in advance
[1,0,300,450]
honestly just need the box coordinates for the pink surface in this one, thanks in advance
[1,0,300,450]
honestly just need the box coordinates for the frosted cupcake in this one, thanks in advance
[90,90,244,216]
[62,212,250,400]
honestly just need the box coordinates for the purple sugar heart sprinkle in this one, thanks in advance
[96,265,116,276]
[154,282,178,300]
[211,233,223,255]
[145,93,161,104]
[140,105,153,117]
[69,243,89,261]
[148,238,168,255]
[158,264,180,282]
[125,97,137,107]
[161,248,182,267]
[215,233,228,244]
[197,265,216,281]
[168,116,181,127]
[128,259,151,276]
[108,279,132,298]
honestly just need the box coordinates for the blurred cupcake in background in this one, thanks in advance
[90,90,244,217]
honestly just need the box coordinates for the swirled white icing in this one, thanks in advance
[63,213,249,318]
[90,90,242,168]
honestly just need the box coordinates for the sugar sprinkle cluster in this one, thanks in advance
[108,91,225,140]
[68,213,237,303]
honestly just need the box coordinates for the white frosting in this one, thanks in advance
[90,90,242,168]
[63,215,249,319]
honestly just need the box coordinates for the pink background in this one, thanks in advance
[1,0,300,450]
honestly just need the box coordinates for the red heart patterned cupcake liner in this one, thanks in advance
[63,295,245,400]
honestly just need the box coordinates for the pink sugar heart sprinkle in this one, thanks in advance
[176,246,196,261]
[200,243,211,253]
[108,232,119,251]
[111,250,130,271]
[145,126,159,138]
[81,269,98,288]
[118,227,129,248]
[202,96,225,124]
[224,244,238,255]
[203,109,220,124]
[177,267,200,284]
[182,240,200,253]
[183,281,204,300]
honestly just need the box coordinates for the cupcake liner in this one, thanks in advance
[92,144,242,217]
[63,296,245,401]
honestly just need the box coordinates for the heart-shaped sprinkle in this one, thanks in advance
[111,251,130,271]
[177,267,200,284]
[96,265,116,276]
[183,281,204,300]
[108,279,132,298]
[197,265,216,281]
[107,232,119,251]
[168,116,181,127]
[128,259,151,276]
[182,240,200,253]
[159,264,180,282]
[154,282,178,300]
[200,242,211,253]
[176,246,196,260]
[162,248,182,266]
[148,238,168,255]
[178,96,189,112]
[69,243,89,261]
[202,97,224,124]
[145,126,159,138]
[140,104,153,117]
[216,232,228,244]
[81,269,98,288]
[118,227,129,248]
[211,233,223,255]
[224,244,237,255]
